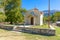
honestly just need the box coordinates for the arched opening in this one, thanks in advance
[31,17,34,25]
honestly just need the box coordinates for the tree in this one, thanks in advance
[20,8,27,22]
[54,12,60,21]
[0,12,6,22]
[21,8,27,13]
[4,0,24,24]
[44,16,53,23]
[50,12,60,23]
[44,12,60,23]
[43,16,48,23]
[50,14,56,23]
[0,0,6,8]
[0,0,3,8]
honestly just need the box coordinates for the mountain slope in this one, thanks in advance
[43,10,60,16]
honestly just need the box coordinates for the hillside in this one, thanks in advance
[43,10,60,16]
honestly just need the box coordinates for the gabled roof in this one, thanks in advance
[22,8,43,16]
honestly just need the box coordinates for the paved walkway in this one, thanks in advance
[13,25,32,30]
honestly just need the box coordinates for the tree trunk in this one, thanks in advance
[10,21,13,24]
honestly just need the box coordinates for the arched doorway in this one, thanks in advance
[31,17,34,25]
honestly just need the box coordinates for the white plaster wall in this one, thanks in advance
[40,13,43,25]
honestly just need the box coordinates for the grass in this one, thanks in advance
[30,24,49,29]
[0,24,60,40]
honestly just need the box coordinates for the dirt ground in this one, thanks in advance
[0,36,26,40]
[0,30,26,40]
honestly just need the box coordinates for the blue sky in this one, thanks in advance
[22,0,60,11]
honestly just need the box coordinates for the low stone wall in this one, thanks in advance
[0,25,55,36]
[0,25,13,30]
[14,27,55,36]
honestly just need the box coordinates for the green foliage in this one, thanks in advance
[20,8,27,13]
[43,16,48,22]
[54,12,60,21]
[50,12,60,23]
[54,12,60,17]
[0,12,6,22]
[51,15,56,23]
[0,0,27,24]
[20,8,27,22]
[0,0,3,8]
[0,0,5,8]
[44,12,60,23]
[4,0,24,24]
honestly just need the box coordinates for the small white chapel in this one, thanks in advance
[24,8,44,25]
